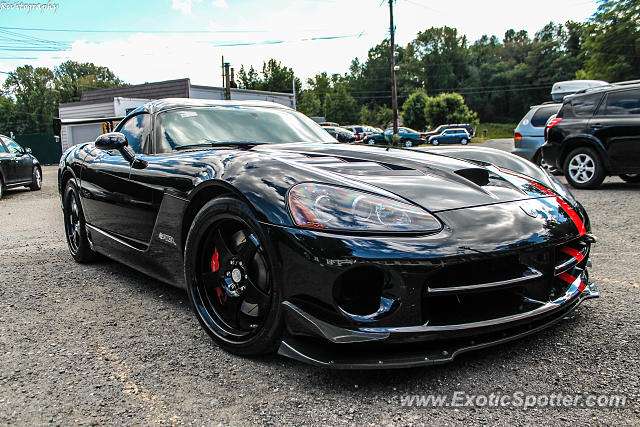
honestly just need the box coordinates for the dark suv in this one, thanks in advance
[543,81,640,189]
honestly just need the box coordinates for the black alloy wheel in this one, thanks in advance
[185,197,282,355]
[63,181,97,262]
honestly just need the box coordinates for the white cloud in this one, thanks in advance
[171,0,202,15]
[211,0,228,9]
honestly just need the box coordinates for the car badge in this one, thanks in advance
[519,201,540,218]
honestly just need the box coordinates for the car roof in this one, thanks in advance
[564,80,640,101]
[138,98,294,114]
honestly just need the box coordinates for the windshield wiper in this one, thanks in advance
[174,140,267,150]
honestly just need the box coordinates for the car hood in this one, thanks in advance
[257,143,555,212]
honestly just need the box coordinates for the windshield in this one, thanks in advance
[156,106,335,151]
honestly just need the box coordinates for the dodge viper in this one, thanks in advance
[58,99,598,369]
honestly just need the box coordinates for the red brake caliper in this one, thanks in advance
[211,248,227,304]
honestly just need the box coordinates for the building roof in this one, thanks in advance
[79,78,190,102]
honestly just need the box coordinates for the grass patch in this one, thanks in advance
[472,123,517,141]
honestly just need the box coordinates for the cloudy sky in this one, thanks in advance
[1,0,599,87]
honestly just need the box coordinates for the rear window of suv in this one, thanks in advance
[571,93,603,117]
[530,105,561,127]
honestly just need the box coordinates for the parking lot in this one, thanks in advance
[1,158,638,425]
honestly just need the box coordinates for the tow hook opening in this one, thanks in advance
[333,265,388,317]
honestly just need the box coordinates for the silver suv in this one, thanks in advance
[513,103,561,167]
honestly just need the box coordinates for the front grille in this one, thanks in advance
[421,237,590,326]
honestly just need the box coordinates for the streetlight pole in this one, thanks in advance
[389,0,399,136]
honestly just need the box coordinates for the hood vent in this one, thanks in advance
[455,168,490,186]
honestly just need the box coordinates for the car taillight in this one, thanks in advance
[546,117,563,130]
[514,132,522,141]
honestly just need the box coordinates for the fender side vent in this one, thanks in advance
[455,168,490,186]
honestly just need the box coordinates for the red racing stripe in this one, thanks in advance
[558,272,587,292]
[560,246,585,263]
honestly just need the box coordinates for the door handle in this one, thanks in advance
[590,123,603,129]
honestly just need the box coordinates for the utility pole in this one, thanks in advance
[389,0,399,136]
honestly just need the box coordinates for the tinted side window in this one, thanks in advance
[605,89,640,115]
[571,93,603,117]
[531,105,561,127]
[0,138,7,153]
[118,114,151,154]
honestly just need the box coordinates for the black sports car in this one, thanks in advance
[58,99,598,369]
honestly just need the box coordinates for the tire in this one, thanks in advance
[0,176,4,200]
[619,174,640,183]
[563,147,605,189]
[403,139,413,147]
[29,166,42,191]
[184,197,283,356]
[533,150,562,175]
[431,139,439,146]
[63,181,97,262]
[460,138,469,145]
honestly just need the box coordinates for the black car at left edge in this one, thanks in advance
[58,98,598,369]
[0,134,42,199]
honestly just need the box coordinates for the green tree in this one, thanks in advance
[54,60,124,104]
[236,65,261,89]
[3,65,58,133]
[0,95,18,135]
[237,59,301,98]
[297,90,322,117]
[423,92,478,128]
[324,84,358,125]
[401,89,428,130]
[261,59,301,95]
[376,107,393,128]
[405,26,470,94]
[581,0,640,81]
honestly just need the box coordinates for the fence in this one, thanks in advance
[14,133,62,165]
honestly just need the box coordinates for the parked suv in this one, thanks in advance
[513,102,561,168]
[543,81,640,189]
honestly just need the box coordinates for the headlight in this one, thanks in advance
[287,183,442,232]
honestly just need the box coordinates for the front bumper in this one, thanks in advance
[278,279,598,369]
[263,197,597,369]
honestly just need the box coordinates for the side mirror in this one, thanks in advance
[25,147,32,154]
[95,132,128,151]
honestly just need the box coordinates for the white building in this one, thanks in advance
[58,78,296,151]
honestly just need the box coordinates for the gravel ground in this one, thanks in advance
[1,164,639,426]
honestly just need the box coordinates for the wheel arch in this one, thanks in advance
[181,180,258,253]
[559,137,609,172]
[59,167,77,196]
